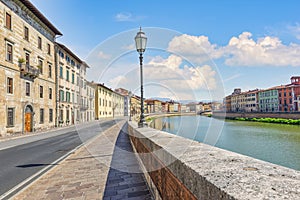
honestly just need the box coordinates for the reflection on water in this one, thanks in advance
[150,116,300,171]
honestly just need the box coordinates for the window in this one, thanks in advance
[24,26,29,41]
[66,70,69,81]
[66,110,70,121]
[49,88,52,99]
[26,82,30,96]
[40,108,44,124]
[72,93,74,103]
[59,66,63,78]
[25,52,30,66]
[40,86,43,98]
[7,77,13,94]
[6,43,13,62]
[72,73,75,84]
[66,91,70,102]
[38,36,42,49]
[7,107,14,127]
[59,110,63,121]
[47,43,51,55]
[49,109,53,123]
[59,90,64,101]
[5,12,11,30]
[38,59,43,74]
[48,64,52,78]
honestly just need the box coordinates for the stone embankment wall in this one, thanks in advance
[128,122,300,200]
[213,111,300,119]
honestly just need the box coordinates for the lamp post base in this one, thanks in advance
[138,121,148,128]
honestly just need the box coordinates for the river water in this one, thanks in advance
[151,115,300,171]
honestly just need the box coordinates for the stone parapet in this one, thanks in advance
[213,111,300,120]
[128,122,300,200]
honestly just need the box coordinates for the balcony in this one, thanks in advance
[80,104,89,111]
[19,63,39,80]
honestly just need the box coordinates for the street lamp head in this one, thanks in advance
[135,27,147,54]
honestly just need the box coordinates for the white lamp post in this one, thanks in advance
[135,27,147,127]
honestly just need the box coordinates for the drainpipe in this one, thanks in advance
[54,44,59,127]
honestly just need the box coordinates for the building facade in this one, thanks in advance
[0,0,62,136]
[231,93,246,112]
[86,81,95,121]
[55,43,89,126]
[112,91,124,118]
[258,89,279,112]
[115,88,130,117]
[245,89,258,112]
[130,95,141,121]
[95,84,124,119]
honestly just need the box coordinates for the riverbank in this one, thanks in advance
[213,111,300,125]
[145,112,196,123]
[213,111,300,119]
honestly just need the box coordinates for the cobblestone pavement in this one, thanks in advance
[103,124,153,200]
[12,121,153,200]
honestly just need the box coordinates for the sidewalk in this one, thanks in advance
[12,121,153,200]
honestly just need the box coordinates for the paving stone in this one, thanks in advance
[12,121,125,200]
[103,124,153,199]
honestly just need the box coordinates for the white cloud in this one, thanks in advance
[225,32,300,66]
[167,34,223,64]
[144,55,217,91]
[115,12,133,21]
[114,12,145,22]
[167,32,300,67]
[97,51,111,59]
[108,75,130,88]
[122,44,135,51]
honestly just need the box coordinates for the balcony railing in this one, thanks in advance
[80,104,89,111]
[19,63,39,79]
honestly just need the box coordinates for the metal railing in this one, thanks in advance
[19,63,39,79]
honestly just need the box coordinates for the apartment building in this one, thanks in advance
[258,89,279,112]
[86,81,95,121]
[245,89,259,112]
[277,76,300,112]
[113,91,125,118]
[115,88,130,117]
[130,95,141,121]
[231,92,246,112]
[95,84,124,119]
[55,43,89,126]
[0,0,62,136]
[145,99,162,114]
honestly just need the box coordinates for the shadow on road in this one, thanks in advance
[16,163,58,168]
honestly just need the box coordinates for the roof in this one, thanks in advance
[95,83,113,92]
[20,0,62,35]
[56,43,85,64]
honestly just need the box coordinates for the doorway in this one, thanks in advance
[24,105,33,132]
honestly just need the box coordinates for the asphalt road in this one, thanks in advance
[0,119,120,198]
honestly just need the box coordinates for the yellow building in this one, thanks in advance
[0,0,62,136]
[130,95,141,121]
[95,83,124,119]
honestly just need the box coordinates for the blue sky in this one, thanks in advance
[31,0,300,101]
